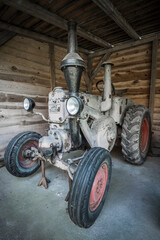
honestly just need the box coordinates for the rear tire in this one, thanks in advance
[121,105,151,165]
[68,147,112,228]
[4,131,41,177]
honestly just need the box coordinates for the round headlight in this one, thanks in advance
[66,97,81,115]
[23,98,35,112]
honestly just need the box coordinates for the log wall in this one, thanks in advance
[0,36,51,160]
[152,41,160,154]
[0,36,88,161]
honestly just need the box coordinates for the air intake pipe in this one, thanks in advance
[61,21,85,147]
[101,62,114,112]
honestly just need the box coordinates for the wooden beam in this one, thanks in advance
[0,21,90,54]
[49,44,56,90]
[91,52,112,80]
[89,32,160,58]
[0,30,16,46]
[83,58,92,93]
[149,39,158,124]
[83,71,91,93]
[3,0,113,48]
[92,0,140,40]
[88,58,92,93]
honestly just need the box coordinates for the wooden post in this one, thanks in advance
[88,57,92,93]
[49,43,56,90]
[149,40,158,124]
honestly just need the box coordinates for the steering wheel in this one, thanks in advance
[96,80,115,95]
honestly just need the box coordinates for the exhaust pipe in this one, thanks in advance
[61,20,85,147]
[61,21,85,96]
[101,62,114,112]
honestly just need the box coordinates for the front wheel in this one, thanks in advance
[4,131,41,177]
[68,147,112,228]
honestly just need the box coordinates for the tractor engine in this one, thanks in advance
[38,87,72,161]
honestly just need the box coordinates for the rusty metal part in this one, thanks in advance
[19,141,38,169]
[37,160,50,189]
[65,177,72,202]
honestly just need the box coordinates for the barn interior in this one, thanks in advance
[0,0,160,239]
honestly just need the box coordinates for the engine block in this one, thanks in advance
[39,87,72,157]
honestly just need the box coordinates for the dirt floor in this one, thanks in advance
[0,147,160,240]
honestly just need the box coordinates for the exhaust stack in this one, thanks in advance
[61,21,85,147]
[101,62,114,112]
[61,21,85,96]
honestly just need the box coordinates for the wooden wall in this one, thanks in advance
[0,36,51,160]
[0,36,88,161]
[152,41,160,154]
[92,42,160,153]
[92,43,152,106]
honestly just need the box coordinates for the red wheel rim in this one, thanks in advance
[89,163,108,212]
[140,118,149,153]
[18,140,38,169]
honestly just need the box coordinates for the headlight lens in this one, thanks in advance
[23,98,35,112]
[66,97,81,115]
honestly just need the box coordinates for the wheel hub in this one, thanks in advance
[18,140,38,169]
[89,163,108,212]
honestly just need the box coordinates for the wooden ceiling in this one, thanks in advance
[0,0,160,53]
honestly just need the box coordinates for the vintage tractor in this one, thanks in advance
[4,21,151,228]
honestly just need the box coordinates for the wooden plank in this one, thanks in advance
[0,30,15,46]
[149,40,158,124]
[91,52,112,80]
[1,44,50,66]
[0,21,90,55]
[90,32,160,58]
[0,51,50,73]
[49,43,56,90]
[3,0,113,48]
[92,0,140,40]
[0,80,50,96]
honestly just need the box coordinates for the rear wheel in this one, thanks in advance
[68,147,112,228]
[121,105,151,165]
[4,131,41,177]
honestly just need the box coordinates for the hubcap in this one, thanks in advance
[18,140,38,169]
[140,118,149,153]
[89,163,108,212]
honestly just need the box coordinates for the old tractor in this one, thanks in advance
[4,21,151,228]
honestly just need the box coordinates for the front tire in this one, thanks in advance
[4,131,41,177]
[121,105,151,165]
[68,147,112,228]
